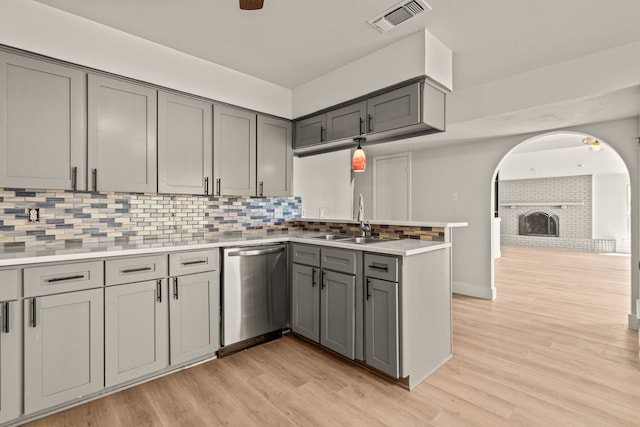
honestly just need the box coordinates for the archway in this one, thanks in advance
[490,131,632,319]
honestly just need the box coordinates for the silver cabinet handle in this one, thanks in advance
[359,117,365,135]
[173,277,179,300]
[216,178,221,196]
[181,259,207,266]
[92,168,97,192]
[71,166,78,191]
[156,280,162,303]
[368,263,389,272]
[368,114,373,132]
[2,302,9,333]
[121,266,152,274]
[259,181,264,197]
[204,177,209,195]
[46,274,85,283]
[31,298,37,328]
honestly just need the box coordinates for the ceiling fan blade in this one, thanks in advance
[239,0,264,10]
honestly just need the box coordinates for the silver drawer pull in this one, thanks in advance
[46,274,85,283]
[368,263,389,272]
[181,260,207,266]
[121,266,153,274]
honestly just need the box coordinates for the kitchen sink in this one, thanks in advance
[343,236,390,244]
[309,234,351,240]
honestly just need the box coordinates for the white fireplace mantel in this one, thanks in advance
[500,201,584,209]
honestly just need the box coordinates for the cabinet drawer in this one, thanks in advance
[105,255,167,286]
[24,261,103,297]
[291,244,320,267]
[0,269,19,301]
[322,248,357,275]
[169,249,219,276]
[364,254,399,282]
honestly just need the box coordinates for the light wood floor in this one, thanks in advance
[28,246,640,426]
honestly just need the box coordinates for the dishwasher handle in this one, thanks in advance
[226,245,285,257]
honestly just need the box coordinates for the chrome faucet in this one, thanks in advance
[359,220,371,237]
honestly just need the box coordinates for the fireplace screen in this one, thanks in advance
[519,212,559,237]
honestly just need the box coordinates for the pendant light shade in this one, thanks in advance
[352,138,366,172]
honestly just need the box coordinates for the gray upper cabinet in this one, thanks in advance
[0,52,86,190]
[0,300,20,424]
[158,92,212,195]
[367,83,420,134]
[326,101,366,142]
[213,105,256,197]
[88,75,157,193]
[294,113,326,148]
[23,288,104,414]
[257,115,292,197]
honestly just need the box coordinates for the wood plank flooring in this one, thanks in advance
[27,246,640,426]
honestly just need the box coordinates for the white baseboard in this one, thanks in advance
[453,281,496,300]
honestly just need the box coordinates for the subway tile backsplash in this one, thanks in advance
[0,188,301,251]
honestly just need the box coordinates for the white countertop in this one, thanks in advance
[0,231,450,267]
[299,218,468,228]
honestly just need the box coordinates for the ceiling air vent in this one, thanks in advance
[368,0,431,33]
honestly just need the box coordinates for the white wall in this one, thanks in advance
[293,150,353,220]
[0,0,292,118]
[593,174,630,247]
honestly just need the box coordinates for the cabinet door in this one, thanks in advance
[366,83,420,134]
[158,92,212,195]
[257,116,292,197]
[0,301,20,424]
[0,52,85,190]
[88,75,157,193]
[105,280,168,387]
[320,270,355,359]
[365,278,399,377]
[24,289,104,414]
[291,263,320,342]
[169,272,219,365]
[293,114,326,148]
[213,105,256,196]
[326,101,366,141]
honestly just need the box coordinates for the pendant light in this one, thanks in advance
[352,137,366,172]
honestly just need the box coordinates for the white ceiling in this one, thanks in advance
[33,0,640,91]
[498,132,629,180]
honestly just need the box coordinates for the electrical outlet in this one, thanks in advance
[274,208,284,218]
[27,208,40,222]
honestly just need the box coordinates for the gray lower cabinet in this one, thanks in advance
[213,105,256,196]
[291,263,320,342]
[257,115,292,197]
[366,83,420,134]
[294,113,326,148]
[23,288,104,414]
[0,51,86,190]
[169,271,219,365]
[105,279,168,387]
[320,269,355,359]
[0,300,20,424]
[291,244,358,360]
[326,101,366,142]
[365,277,399,378]
[158,91,212,195]
[88,74,157,193]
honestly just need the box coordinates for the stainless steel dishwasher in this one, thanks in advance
[221,244,288,349]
